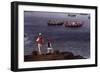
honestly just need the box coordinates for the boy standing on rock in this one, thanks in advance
[47,37,53,54]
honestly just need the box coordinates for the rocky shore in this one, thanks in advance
[24,50,85,62]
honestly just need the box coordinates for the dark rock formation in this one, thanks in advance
[24,50,86,62]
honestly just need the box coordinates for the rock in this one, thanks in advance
[32,51,38,55]
[24,50,85,62]
[53,50,60,54]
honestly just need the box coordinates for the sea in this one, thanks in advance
[24,11,90,58]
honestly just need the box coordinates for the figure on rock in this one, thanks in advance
[47,37,54,54]
[36,33,43,55]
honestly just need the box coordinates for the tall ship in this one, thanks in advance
[63,20,83,28]
[48,20,63,26]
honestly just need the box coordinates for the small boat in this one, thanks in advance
[68,14,76,17]
[80,13,89,15]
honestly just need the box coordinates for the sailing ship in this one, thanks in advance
[63,21,83,27]
[48,20,63,26]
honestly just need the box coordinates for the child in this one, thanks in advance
[47,38,53,54]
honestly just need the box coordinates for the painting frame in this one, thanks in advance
[11,1,98,72]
